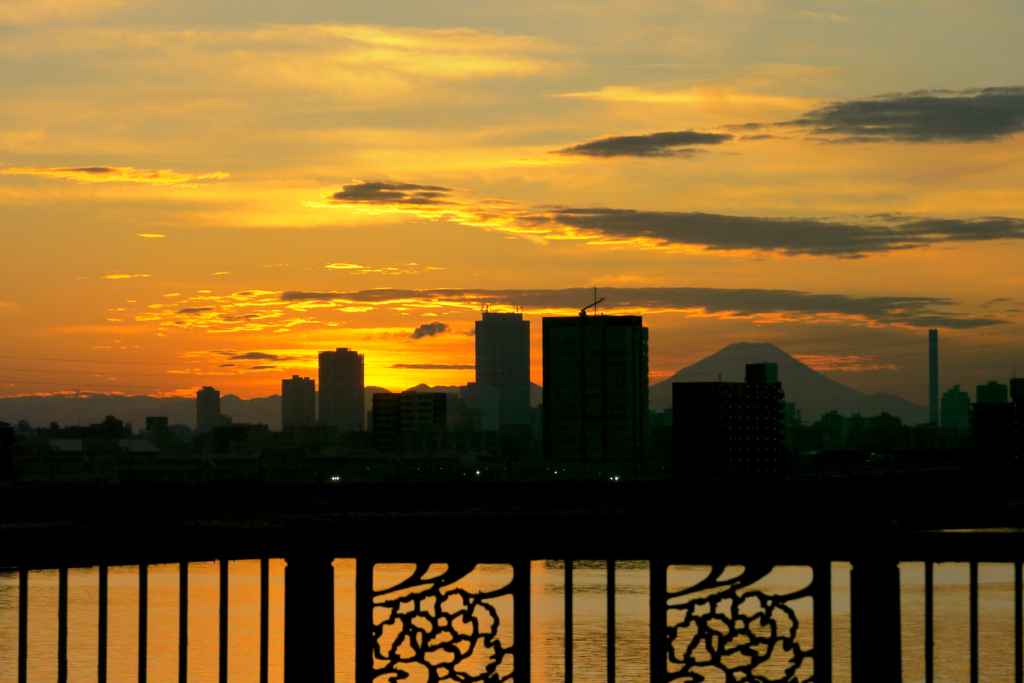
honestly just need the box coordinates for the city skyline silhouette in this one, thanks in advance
[4,3,1024,679]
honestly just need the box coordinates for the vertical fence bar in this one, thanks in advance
[260,558,269,683]
[58,567,68,683]
[99,565,108,683]
[925,561,933,683]
[607,560,615,683]
[970,561,978,683]
[850,556,901,682]
[220,559,229,683]
[17,567,26,683]
[565,559,573,683]
[285,554,335,682]
[179,562,188,683]
[812,561,832,683]
[513,559,532,683]
[139,563,148,683]
[354,558,373,683]
[649,560,665,683]
[1015,560,1022,683]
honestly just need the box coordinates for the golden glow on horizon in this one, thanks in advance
[2,2,1024,403]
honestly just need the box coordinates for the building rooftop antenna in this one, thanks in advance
[579,287,605,317]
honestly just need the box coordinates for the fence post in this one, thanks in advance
[284,553,334,683]
[813,560,833,683]
[850,556,901,682]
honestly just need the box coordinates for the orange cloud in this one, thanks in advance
[102,273,151,279]
[0,165,228,186]
[325,261,440,275]
[792,354,899,372]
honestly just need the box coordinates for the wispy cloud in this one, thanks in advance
[325,260,440,275]
[550,130,733,158]
[796,11,849,23]
[0,24,562,108]
[280,287,1005,329]
[391,363,474,370]
[792,354,897,372]
[228,352,294,361]
[554,85,814,113]
[0,165,228,186]
[136,233,165,238]
[316,179,1024,258]
[323,181,461,206]
[521,210,1024,258]
[770,87,1024,142]
[103,273,151,279]
[0,0,123,26]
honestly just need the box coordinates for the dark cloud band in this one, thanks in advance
[327,180,458,206]
[229,352,284,360]
[281,287,1004,329]
[526,209,1024,257]
[782,87,1024,142]
[551,130,732,157]
[320,178,1024,257]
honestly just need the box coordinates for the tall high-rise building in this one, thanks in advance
[673,363,785,482]
[940,385,971,431]
[542,314,648,468]
[318,348,364,432]
[282,375,316,428]
[929,329,939,424]
[196,386,222,434]
[475,311,531,427]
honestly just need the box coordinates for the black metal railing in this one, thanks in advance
[7,552,1024,682]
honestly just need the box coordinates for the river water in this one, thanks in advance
[0,560,1018,682]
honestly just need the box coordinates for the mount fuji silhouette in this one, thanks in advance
[649,342,928,424]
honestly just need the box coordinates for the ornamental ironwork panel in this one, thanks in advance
[652,562,831,683]
[357,560,530,683]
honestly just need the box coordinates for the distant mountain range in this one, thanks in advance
[0,343,927,429]
[649,342,927,424]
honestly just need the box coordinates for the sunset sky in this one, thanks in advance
[3,0,1024,407]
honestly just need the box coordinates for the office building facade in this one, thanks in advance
[318,348,364,432]
[196,386,224,434]
[542,314,648,468]
[282,375,316,428]
[972,378,1024,469]
[372,391,448,452]
[940,385,971,431]
[475,311,531,427]
[673,363,785,482]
